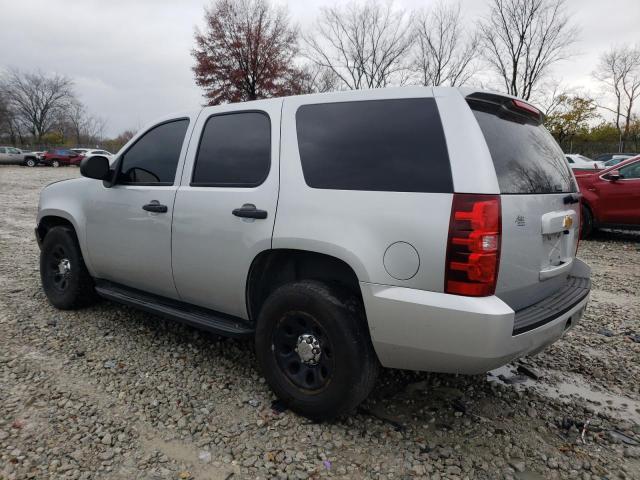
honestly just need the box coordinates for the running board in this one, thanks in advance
[94,281,254,338]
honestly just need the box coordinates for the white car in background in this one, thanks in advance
[81,149,114,159]
[565,154,604,170]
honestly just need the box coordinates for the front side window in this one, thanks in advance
[620,161,640,179]
[0,148,6,153]
[295,98,452,193]
[118,119,189,185]
[192,112,270,187]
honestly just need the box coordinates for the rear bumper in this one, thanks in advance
[361,259,590,373]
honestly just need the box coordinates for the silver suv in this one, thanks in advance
[36,87,591,419]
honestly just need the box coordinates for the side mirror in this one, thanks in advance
[603,169,621,181]
[604,169,621,181]
[80,155,110,180]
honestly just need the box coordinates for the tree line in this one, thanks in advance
[2,0,637,155]
[193,0,640,153]
[0,69,109,149]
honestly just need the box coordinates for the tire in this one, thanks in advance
[40,226,98,309]
[25,158,36,167]
[51,160,60,168]
[581,204,594,238]
[255,281,379,420]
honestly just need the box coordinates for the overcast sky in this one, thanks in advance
[1,0,638,137]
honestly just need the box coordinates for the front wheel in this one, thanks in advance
[40,226,98,309]
[255,281,379,420]
[581,204,594,238]
[51,160,60,168]
[25,158,36,167]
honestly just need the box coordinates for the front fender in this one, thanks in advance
[37,178,96,276]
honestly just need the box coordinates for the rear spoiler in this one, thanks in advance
[466,92,544,125]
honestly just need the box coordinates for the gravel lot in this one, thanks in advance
[1,165,639,480]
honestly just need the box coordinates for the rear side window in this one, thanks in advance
[469,96,576,194]
[296,98,452,193]
[118,119,189,185]
[192,112,271,187]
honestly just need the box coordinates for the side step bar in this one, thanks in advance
[94,281,254,338]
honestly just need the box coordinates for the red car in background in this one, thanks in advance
[576,155,640,237]
[40,149,83,167]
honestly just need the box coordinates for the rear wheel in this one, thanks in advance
[581,204,594,238]
[255,281,378,420]
[40,226,98,309]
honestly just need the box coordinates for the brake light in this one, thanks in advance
[512,99,541,117]
[445,194,501,296]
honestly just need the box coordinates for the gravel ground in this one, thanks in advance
[1,165,639,480]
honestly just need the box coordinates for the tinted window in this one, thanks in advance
[470,99,575,194]
[296,98,452,193]
[192,112,270,186]
[119,119,189,185]
[0,148,5,153]
[620,161,640,179]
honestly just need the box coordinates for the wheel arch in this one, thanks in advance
[246,249,364,323]
[36,209,95,275]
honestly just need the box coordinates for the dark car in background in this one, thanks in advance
[40,149,83,167]
[576,156,640,237]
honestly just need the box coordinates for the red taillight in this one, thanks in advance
[512,99,541,117]
[445,194,501,296]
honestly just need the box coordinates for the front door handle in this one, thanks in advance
[232,203,268,219]
[142,201,168,213]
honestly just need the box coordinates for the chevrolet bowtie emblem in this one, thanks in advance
[563,215,573,229]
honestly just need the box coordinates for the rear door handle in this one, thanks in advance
[232,203,268,219]
[142,201,168,213]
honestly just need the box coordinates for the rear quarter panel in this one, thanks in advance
[274,88,455,292]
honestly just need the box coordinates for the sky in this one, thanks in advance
[0,0,638,137]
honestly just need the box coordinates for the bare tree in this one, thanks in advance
[0,90,22,145]
[535,79,572,116]
[594,44,640,145]
[412,2,479,86]
[1,69,75,142]
[303,0,413,90]
[299,64,342,93]
[63,100,106,145]
[479,0,577,100]
[192,0,305,105]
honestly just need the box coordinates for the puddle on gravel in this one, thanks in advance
[488,365,640,424]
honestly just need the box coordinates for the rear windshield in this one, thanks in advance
[296,98,452,193]
[469,97,576,194]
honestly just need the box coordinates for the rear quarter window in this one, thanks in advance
[295,98,452,193]
[469,97,576,194]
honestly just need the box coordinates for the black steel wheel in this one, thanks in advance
[40,226,97,309]
[44,243,73,293]
[581,204,594,238]
[255,281,378,420]
[272,311,335,392]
